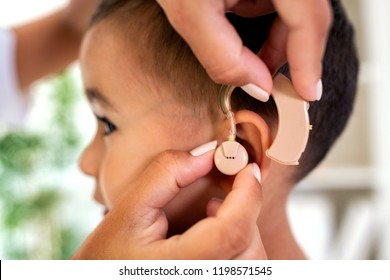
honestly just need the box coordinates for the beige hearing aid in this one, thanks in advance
[214,73,310,175]
[214,84,249,176]
[266,74,310,165]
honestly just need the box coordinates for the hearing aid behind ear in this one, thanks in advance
[214,73,310,175]
[265,74,310,165]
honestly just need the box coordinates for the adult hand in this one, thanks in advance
[72,147,266,259]
[156,0,331,101]
[14,0,100,88]
[64,0,101,34]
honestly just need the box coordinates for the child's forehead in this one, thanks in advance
[86,21,127,47]
[83,22,148,73]
[83,9,217,115]
[85,19,154,71]
[81,31,161,108]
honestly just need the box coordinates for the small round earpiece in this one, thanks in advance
[214,141,249,175]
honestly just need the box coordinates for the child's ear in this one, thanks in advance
[234,110,272,180]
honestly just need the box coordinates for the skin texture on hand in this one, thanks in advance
[72,150,266,260]
[156,0,331,101]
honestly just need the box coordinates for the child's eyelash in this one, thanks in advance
[96,115,117,135]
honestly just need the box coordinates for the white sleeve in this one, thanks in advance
[0,28,30,128]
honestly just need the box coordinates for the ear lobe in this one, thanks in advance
[234,110,272,181]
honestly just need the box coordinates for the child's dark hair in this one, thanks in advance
[227,0,359,181]
[90,0,359,182]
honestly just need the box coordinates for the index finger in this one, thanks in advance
[273,0,332,101]
[113,147,215,230]
[157,0,273,93]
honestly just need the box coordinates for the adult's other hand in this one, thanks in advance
[73,146,266,259]
[157,0,331,101]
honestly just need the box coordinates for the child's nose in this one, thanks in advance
[79,139,101,178]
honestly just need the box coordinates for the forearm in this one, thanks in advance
[13,0,99,89]
[14,9,81,89]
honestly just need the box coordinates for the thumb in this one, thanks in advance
[113,141,217,230]
[170,163,266,259]
[218,163,262,223]
[222,163,267,260]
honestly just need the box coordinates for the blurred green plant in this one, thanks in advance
[0,70,85,259]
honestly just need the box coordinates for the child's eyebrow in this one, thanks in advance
[85,88,116,111]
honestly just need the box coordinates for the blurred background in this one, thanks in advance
[0,0,389,259]
[0,0,101,259]
[289,0,390,259]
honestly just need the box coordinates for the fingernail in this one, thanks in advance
[252,163,261,184]
[315,80,323,101]
[241,83,270,102]
[190,140,217,156]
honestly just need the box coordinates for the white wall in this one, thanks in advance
[361,0,390,260]
[289,0,390,259]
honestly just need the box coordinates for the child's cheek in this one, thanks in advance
[99,173,113,209]
[99,160,118,209]
[99,158,131,209]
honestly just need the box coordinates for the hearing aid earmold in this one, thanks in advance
[214,73,311,176]
[214,84,249,176]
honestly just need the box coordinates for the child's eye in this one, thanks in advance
[96,116,117,135]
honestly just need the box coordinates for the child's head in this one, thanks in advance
[79,0,358,233]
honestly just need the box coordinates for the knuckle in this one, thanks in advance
[207,59,244,85]
[167,8,186,31]
[315,17,332,37]
[151,150,183,179]
[156,150,176,164]
[155,150,179,167]
[202,43,248,85]
[222,220,251,253]
[322,1,333,27]
[159,1,195,36]
[313,3,333,35]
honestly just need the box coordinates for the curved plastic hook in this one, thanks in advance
[218,73,310,165]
